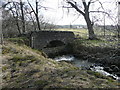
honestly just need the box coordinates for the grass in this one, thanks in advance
[2,36,119,88]
[6,37,29,45]
[55,28,118,40]
[87,70,107,79]
[56,28,88,39]
[73,39,113,47]
[55,28,119,49]
[2,46,11,54]
[10,55,37,63]
[34,80,49,87]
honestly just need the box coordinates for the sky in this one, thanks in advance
[2,0,120,25]
[41,0,119,25]
[42,0,90,25]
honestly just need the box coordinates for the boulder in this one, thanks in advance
[116,72,120,77]
[103,67,113,73]
[110,65,120,72]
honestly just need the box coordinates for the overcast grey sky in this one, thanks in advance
[42,0,118,25]
[3,0,120,25]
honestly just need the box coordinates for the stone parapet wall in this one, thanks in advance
[29,31,75,50]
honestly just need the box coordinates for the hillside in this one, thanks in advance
[1,40,119,89]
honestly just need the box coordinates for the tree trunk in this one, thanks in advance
[20,1,26,33]
[36,14,41,30]
[16,19,22,35]
[30,13,37,30]
[10,3,22,35]
[35,1,41,30]
[27,0,41,31]
[67,1,97,40]
[84,12,96,40]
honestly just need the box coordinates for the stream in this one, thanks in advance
[54,55,120,81]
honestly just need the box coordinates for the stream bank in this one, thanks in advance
[2,39,120,88]
[42,40,120,81]
[53,55,120,81]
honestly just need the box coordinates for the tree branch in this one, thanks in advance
[27,0,36,15]
[62,6,73,8]
[82,0,87,8]
[67,1,85,16]
[2,2,11,8]
[89,11,110,16]
[87,0,92,10]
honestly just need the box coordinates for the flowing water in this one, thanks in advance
[54,55,120,81]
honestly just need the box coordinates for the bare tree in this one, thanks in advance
[63,0,110,40]
[11,2,21,34]
[2,8,20,38]
[2,1,26,34]
[27,0,41,30]
[2,0,55,37]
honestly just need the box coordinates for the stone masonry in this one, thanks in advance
[28,31,75,50]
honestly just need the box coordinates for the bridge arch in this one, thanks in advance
[29,31,75,50]
[44,40,65,48]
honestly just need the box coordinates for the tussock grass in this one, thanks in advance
[2,38,119,88]
[7,37,29,45]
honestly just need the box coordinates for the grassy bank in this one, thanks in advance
[1,39,119,88]
[54,28,119,68]
[64,39,120,71]
[55,28,118,40]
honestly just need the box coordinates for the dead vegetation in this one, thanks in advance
[1,39,119,89]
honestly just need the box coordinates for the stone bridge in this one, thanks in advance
[28,31,75,50]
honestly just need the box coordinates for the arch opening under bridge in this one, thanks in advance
[28,31,75,50]
[45,40,65,48]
